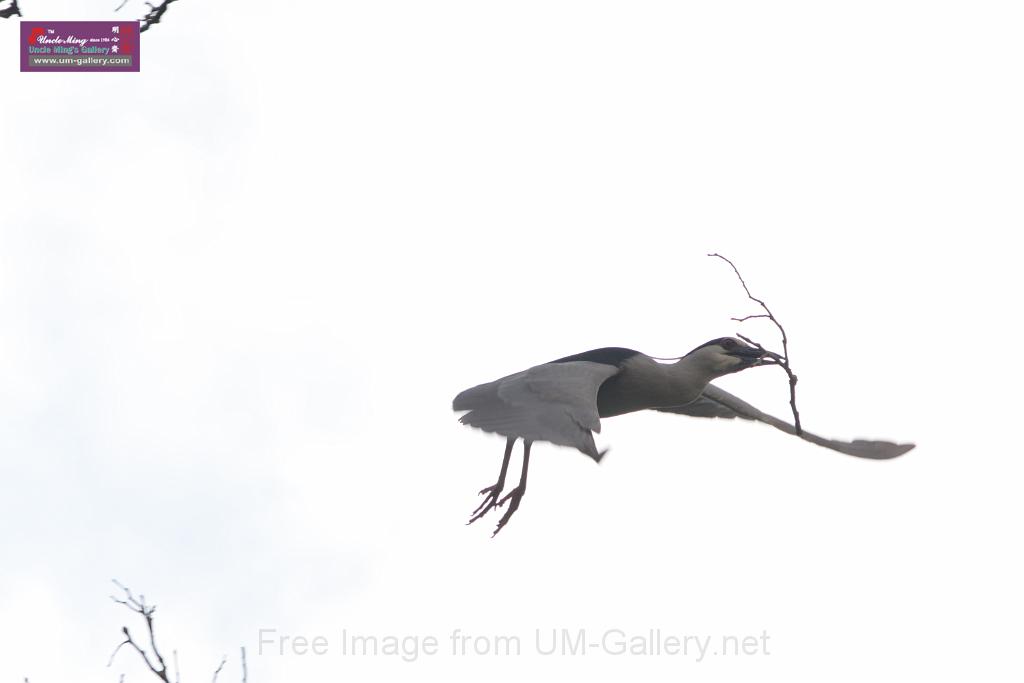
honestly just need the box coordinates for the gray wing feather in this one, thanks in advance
[657,384,915,459]
[453,361,620,461]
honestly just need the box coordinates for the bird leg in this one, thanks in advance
[492,440,531,536]
[467,436,515,525]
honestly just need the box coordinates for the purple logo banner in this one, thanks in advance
[21,20,139,72]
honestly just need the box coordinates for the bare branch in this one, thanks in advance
[108,580,170,682]
[212,655,228,683]
[709,253,802,435]
[145,610,169,680]
[108,637,131,667]
[109,580,247,683]
[114,0,129,12]
[139,0,181,32]
[0,0,21,19]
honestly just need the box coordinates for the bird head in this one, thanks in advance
[685,337,768,377]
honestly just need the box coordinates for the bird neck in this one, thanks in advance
[596,353,717,417]
[660,354,718,406]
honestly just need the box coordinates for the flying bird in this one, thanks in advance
[453,337,914,535]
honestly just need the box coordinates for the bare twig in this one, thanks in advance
[0,0,21,19]
[109,580,249,683]
[708,253,802,434]
[212,655,227,683]
[108,580,170,681]
[114,0,129,12]
[140,0,181,32]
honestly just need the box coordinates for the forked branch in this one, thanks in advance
[108,580,170,682]
[0,0,21,19]
[708,253,802,435]
[108,580,247,682]
[140,0,181,32]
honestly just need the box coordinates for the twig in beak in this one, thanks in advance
[710,253,803,435]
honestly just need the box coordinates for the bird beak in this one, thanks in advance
[729,345,769,366]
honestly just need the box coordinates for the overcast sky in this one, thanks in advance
[2,2,1023,681]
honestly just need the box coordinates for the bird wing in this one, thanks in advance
[656,384,915,459]
[453,361,621,461]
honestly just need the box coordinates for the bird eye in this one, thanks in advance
[721,338,737,349]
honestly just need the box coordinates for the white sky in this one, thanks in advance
[1,1,1022,681]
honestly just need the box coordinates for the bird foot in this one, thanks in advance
[467,483,504,525]
[491,486,526,536]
